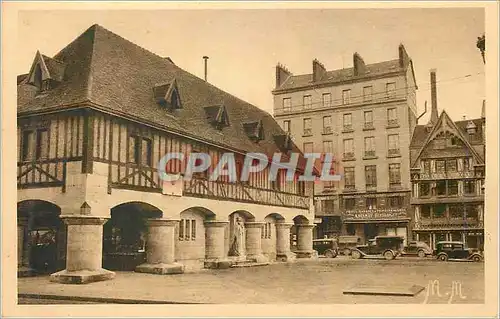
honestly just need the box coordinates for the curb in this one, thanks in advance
[18,293,208,304]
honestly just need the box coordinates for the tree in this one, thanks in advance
[477,35,485,64]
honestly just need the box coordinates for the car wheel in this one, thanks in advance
[384,250,395,260]
[351,250,362,259]
[324,250,334,258]
[472,255,482,262]
[438,253,448,261]
[343,248,351,256]
[417,250,426,258]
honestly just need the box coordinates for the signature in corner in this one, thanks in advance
[422,280,467,304]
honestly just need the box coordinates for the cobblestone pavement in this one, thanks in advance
[18,257,484,304]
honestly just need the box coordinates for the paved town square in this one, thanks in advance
[19,257,484,304]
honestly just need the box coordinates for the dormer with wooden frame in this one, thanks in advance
[243,119,264,142]
[153,78,182,111]
[27,51,65,93]
[204,104,230,130]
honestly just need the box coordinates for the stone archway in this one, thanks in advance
[17,200,64,275]
[103,202,162,271]
[176,207,216,271]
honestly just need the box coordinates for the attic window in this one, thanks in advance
[204,105,230,130]
[273,133,292,152]
[466,121,477,135]
[27,51,65,93]
[154,79,182,110]
[243,120,264,142]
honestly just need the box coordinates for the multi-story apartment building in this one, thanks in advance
[410,74,485,250]
[17,25,316,284]
[272,45,418,244]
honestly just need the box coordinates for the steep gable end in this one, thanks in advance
[411,111,484,167]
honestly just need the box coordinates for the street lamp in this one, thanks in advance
[477,35,485,64]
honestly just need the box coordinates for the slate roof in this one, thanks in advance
[17,24,310,170]
[275,59,404,92]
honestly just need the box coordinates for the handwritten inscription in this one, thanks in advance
[422,280,467,304]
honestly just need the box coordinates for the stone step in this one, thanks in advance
[231,262,270,268]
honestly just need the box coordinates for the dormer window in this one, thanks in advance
[27,51,65,93]
[243,120,264,142]
[204,104,230,130]
[273,133,292,152]
[466,121,477,135]
[154,78,182,110]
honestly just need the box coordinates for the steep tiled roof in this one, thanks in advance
[17,24,310,170]
[275,59,403,91]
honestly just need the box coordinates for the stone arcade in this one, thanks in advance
[17,24,316,284]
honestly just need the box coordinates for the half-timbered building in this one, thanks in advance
[410,100,485,250]
[17,24,315,284]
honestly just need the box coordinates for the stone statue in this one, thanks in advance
[229,217,245,257]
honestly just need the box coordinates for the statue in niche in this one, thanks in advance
[229,217,245,257]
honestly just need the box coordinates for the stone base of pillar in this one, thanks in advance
[294,250,318,259]
[204,259,233,269]
[246,254,268,263]
[276,251,296,262]
[135,262,184,275]
[50,269,115,284]
[17,266,35,277]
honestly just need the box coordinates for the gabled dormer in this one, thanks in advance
[27,51,65,92]
[243,119,264,142]
[273,132,292,152]
[153,78,182,110]
[204,104,230,130]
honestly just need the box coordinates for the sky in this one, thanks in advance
[16,8,485,123]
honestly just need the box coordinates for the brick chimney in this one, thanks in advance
[353,52,366,76]
[276,63,292,88]
[428,69,439,125]
[399,44,410,68]
[312,59,327,82]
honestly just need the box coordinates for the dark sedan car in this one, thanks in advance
[434,241,483,262]
[401,241,433,258]
[312,238,338,258]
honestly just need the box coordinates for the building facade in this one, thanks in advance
[410,95,485,250]
[17,25,316,284]
[272,45,418,244]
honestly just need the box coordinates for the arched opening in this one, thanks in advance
[18,200,65,274]
[175,207,216,271]
[227,210,255,261]
[103,202,162,271]
[291,215,310,251]
[262,213,285,261]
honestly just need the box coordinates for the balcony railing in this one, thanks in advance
[414,217,483,230]
[388,149,400,156]
[183,177,310,210]
[274,91,407,116]
[17,159,68,192]
[412,171,478,181]
[343,152,355,160]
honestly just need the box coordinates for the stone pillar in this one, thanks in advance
[245,222,268,263]
[50,216,115,284]
[136,219,184,275]
[17,217,34,276]
[275,222,296,262]
[295,224,317,258]
[204,221,232,269]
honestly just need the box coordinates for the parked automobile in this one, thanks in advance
[337,235,362,256]
[312,238,338,258]
[433,241,483,262]
[401,241,433,258]
[351,236,405,260]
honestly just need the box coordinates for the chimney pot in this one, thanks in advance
[429,69,438,125]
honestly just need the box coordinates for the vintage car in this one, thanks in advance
[312,238,338,258]
[351,236,405,260]
[401,241,433,258]
[337,235,362,256]
[433,241,483,262]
